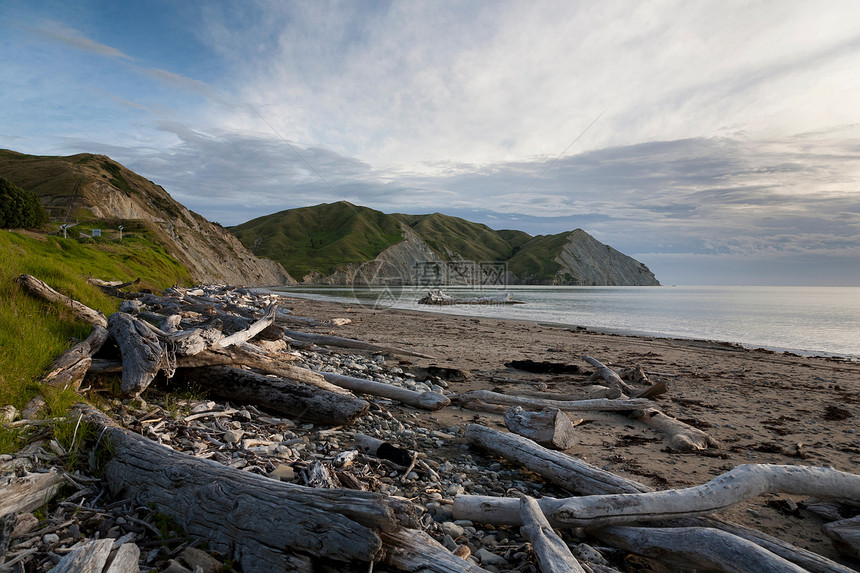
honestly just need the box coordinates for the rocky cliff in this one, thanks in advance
[0,150,294,286]
[552,230,659,286]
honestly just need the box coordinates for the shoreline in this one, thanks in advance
[275,292,860,565]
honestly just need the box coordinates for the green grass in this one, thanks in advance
[506,232,571,281]
[0,228,193,452]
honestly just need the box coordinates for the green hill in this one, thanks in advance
[393,212,520,262]
[229,202,403,280]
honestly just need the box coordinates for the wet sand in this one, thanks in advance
[284,294,860,566]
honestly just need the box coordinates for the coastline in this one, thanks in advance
[279,292,860,565]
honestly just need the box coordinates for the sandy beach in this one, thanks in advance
[284,294,860,566]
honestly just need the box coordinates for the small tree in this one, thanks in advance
[0,177,49,228]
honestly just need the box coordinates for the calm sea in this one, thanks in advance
[271,285,860,360]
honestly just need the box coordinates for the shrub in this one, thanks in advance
[0,177,49,228]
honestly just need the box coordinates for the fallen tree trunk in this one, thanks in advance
[40,325,108,390]
[0,468,64,517]
[320,371,451,410]
[76,404,416,570]
[381,528,490,572]
[504,407,578,450]
[282,329,436,359]
[15,274,107,327]
[581,355,637,396]
[108,312,169,396]
[552,464,860,528]
[520,495,587,573]
[630,407,720,451]
[591,526,807,573]
[50,538,115,573]
[457,390,649,412]
[175,365,369,425]
[212,303,277,349]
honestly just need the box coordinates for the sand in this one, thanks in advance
[283,294,860,566]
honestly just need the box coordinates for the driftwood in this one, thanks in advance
[630,407,720,451]
[355,433,415,467]
[15,274,107,327]
[40,325,108,390]
[176,365,369,425]
[504,407,578,450]
[0,468,64,516]
[581,355,637,395]
[381,528,490,572]
[108,312,169,396]
[552,464,860,527]
[823,514,860,560]
[76,404,416,570]
[104,542,141,573]
[282,329,436,359]
[593,526,807,573]
[418,289,524,305]
[458,390,649,412]
[211,303,277,349]
[320,371,451,410]
[519,495,587,573]
[50,538,115,573]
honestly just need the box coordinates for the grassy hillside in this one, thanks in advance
[394,212,520,262]
[229,201,403,279]
[0,227,192,445]
[506,232,571,281]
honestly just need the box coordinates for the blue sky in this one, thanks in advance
[2,0,859,285]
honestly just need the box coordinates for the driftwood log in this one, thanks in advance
[282,329,436,359]
[175,365,369,425]
[211,303,277,349]
[381,528,490,572]
[50,538,116,573]
[15,274,107,327]
[457,390,650,412]
[40,325,108,390]
[552,464,860,527]
[631,407,720,451]
[0,468,64,516]
[108,311,169,396]
[823,514,860,560]
[593,526,808,573]
[519,495,587,573]
[76,404,416,570]
[581,355,637,396]
[504,407,578,450]
[320,371,451,410]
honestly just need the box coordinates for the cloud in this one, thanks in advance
[33,21,133,60]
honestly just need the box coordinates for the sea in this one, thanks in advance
[271,285,860,360]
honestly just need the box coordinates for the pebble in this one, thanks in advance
[42,533,60,545]
[475,547,508,567]
[440,522,465,539]
[268,465,295,481]
[223,429,244,444]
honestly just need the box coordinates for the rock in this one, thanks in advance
[475,547,509,567]
[12,513,39,537]
[446,484,464,496]
[453,545,471,560]
[440,521,465,539]
[42,533,60,545]
[223,429,244,444]
[0,405,17,423]
[268,465,295,481]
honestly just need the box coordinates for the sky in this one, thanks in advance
[2,0,859,286]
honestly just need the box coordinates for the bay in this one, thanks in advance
[272,285,860,359]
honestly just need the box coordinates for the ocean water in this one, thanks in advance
[272,285,860,359]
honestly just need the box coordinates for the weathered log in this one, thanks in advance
[552,464,860,528]
[462,424,650,497]
[591,526,807,573]
[504,407,577,450]
[457,390,650,412]
[320,371,450,410]
[159,313,183,333]
[519,496,587,573]
[381,528,491,572]
[0,468,64,517]
[15,274,107,327]
[40,325,108,390]
[76,404,416,570]
[822,514,860,560]
[630,407,720,451]
[104,542,141,573]
[355,433,415,467]
[212,303,277,349]
[581,355,637,395]
[51,538,115,573]
[175,365,369,425]
[108,311,168,396]
[282,329,436,359]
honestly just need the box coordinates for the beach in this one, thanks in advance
[285,294,860,564]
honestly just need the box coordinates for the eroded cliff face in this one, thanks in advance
[552,230,660,286]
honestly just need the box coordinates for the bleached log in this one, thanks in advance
[176,365,369,425]
[463,424,650,497]
[631,407,720,451]
[519,496,587,573]
[0,468,64,516]
[104,542,141,573]
[504,407,577,450]
[212,303,277,349]
[591,526,807,573]
[75,404,416,570]
[108,311,168,396]
[552,464,860,528]
[581,355,636,395]
[40,325,108,390]
[159,313,182,333]
[282,329,436,359]
[51,538,115,573]
[381,528,491,572]
[823,514,860,560]
[15,274,107,327]
[320,371,450,410]
[458,390,649,412]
